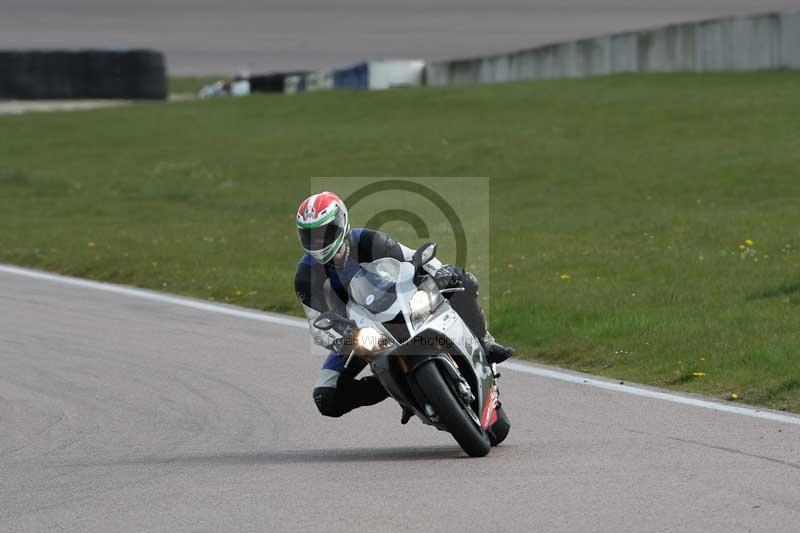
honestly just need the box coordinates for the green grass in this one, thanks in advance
[168,76,224,95]
[2,71,799,411]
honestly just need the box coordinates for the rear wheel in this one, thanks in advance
[414,361,491,457]
[488,405,510,446]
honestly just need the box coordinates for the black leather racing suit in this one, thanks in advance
[295,228,487,418]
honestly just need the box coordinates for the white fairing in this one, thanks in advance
[346,259,481,360]
[344,256,494,432]
[425,306,482,359]
[299,242,441,352]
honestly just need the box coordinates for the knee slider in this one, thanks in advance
[312,387,345,418]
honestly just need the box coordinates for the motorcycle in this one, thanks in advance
[313,242,510,457]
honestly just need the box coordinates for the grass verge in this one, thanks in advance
[1,71,799,411]
[168,76,223,95]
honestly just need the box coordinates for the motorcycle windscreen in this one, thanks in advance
[349,257,403,314]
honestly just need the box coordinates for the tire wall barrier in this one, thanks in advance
[426,11,800,86]
[0,49,167,100]
[248,71,307,93]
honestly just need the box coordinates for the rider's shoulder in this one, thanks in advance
[350,227,387,244]
[349,227,368,242]
[297,253,322,269]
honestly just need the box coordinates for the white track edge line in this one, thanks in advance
[3,263,800,427]
[503,362,800,426]
[0,264,307,329]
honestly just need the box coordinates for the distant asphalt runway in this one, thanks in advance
[2,266,800,532]
[2,0,800,74]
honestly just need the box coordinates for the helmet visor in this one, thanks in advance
[297,208,347,253]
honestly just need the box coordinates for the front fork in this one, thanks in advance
[432,354,499,429]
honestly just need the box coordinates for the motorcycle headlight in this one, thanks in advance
[356,326,392,351]
[409,278,444,330]
[409,290,432,329]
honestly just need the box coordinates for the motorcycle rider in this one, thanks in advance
[294,191,514,418]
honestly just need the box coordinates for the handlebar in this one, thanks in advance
[439,287,466,295]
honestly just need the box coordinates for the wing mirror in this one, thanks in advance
[313,314,336,330]
[412,242,437,269]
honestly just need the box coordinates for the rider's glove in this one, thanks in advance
[433,264,465,290]
[332,336,345,353]
[332,331,357,355]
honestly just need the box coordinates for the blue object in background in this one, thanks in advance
[333,62,369,89]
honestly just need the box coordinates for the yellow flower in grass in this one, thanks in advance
[691,372,705,377]
[87,241,96,247]
[739,244,746,251]
[560,274,571,281]
[234,290,243,296]
[730,392,739,400]
[745,239,754,246]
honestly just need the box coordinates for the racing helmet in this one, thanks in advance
[296,191,350,263]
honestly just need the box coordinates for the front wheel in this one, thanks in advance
[414,361,491,457]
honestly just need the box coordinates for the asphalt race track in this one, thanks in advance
[2,267,800,532]
[1,0,800,74]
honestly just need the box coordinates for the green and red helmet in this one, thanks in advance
[296,191,350,263]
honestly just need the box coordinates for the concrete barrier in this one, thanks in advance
[426,10,800,86]
[611,33,638,74]
[781,11,800,68]
[637,23,697,72]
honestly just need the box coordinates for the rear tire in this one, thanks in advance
[415,361,491,458]
[488,405,510,446]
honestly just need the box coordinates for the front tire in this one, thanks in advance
[414,361,491,457]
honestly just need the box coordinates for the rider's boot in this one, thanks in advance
[482,331,515,364]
